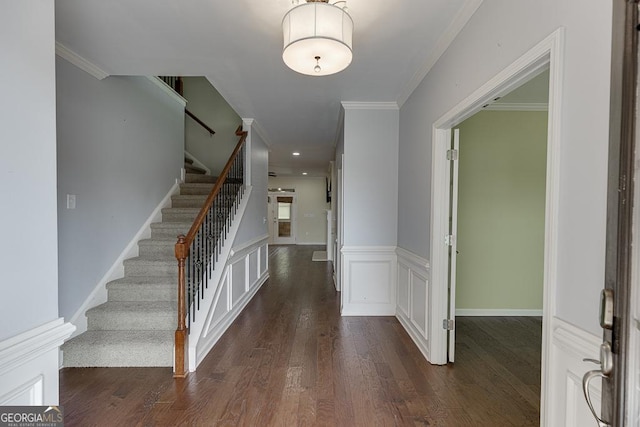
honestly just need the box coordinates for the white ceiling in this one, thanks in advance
[55,0,478,177]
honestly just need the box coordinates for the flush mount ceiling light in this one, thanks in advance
[282,0,353,76]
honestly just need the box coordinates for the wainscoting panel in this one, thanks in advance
[395,247,431,362]
[545,317,602,426]
[341,247,397,316]
[397,262,410,318]
[0,319,74,405]
[194,236,269,371]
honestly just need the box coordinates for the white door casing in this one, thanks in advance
[447,128,460,363]
[428,29,564,425]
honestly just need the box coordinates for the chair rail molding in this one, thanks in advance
[0,319,75,405]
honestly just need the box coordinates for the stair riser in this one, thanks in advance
[124,261,177,277]
[150,225,190,239]
[62,339,173,367]
[162,211,199,222]
[87,311,175,331]
[138,243,176,258]
[171,196,208,208]
[108,286,177,302]
[180,185,215,195]
[185,174,217,184]
[63,348,173,367]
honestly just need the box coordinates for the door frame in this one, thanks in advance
[428,28,564,425]
[268,191,297,245]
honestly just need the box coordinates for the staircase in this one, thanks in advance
[62,160,219,367]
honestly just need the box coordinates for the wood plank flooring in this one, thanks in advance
[60,245,541,426]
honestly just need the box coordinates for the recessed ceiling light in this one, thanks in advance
[302,172,308,175]
[292,152,300,156]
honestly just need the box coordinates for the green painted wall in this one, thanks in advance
[455,110,547,311]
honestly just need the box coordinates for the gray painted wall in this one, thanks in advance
[0,1,59,342]
[56,59,184,322]
[343,106,399,246]
[183,77,242,176]
[398,0,612,334]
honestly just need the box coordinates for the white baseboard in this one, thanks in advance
[455,308,543,316]
[68,183,180,338]
[0,319,75,405]
[296,242,327,246]
[396,311,430,362]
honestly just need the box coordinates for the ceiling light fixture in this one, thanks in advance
[292,152,301,156]
[282,0,353,76]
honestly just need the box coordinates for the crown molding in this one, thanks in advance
[341,102,399,110]
[396,0,484,107]
[242,118,271,149]
[55,42,108,80]
[483,102,548,111]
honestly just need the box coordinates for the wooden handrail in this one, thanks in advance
[186,109,216,136]
[173,125,247,378]
[157,77,216,136]
[182,127,246,244]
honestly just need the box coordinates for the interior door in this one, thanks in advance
[447,129,460,363]
[269,194,296,245]
[582,1,637,425]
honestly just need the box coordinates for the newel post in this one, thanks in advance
[174,235,189,378]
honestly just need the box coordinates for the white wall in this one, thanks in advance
[233,121,269,246]
[56,58,184,322]
[398,0,611,423]
[343,104,399,247]
[340,104,399,315]
[268,176,330,244]
[398,0,611,336]
[0,1,59,342]
[183,77,242,176]
[0,1,74,406]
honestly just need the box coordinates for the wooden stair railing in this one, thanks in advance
[159,76,215,136]
[174,126,247,378]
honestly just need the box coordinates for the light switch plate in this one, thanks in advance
[67,194,76,209]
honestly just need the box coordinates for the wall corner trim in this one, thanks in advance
[146,77,187,107]
[0,319,75,376]
[55,42,109,80]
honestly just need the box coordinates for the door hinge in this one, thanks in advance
[443,319,455,330]
[447,149,458,161]
[445,234,456,246]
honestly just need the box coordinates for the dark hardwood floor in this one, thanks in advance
[60,245,541,426]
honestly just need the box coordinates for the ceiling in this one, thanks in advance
[55,0,478,177]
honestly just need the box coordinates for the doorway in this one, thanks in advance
[268,191,297,245]
[429,29,564,424]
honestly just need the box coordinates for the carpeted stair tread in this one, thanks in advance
[62,330,174,367]
[184,157,194,165]
[185,164,206,174]
[179,183,216,195]
[86,301,176,331]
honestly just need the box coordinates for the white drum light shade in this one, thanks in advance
[282,2,353,76]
